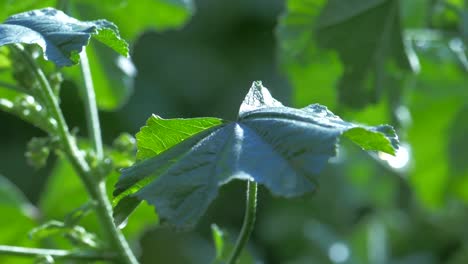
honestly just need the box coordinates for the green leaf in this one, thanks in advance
[75,0,194,40]
[0,175,36,217]
[343,126,398,155]
[0,175,38,264]
[112,115,222,226]
[210,224,254,264]
[114,81,398,228]
[276,0,341,108]
[316,0,414,108]
[211,224,225,262]
[277,0,326,62]
[0,7,128,67]
[406,51,467,208]
[136,115,224,161]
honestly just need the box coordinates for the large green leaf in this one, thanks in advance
[0,7,128,67]
[316,0,414,108]
[114,81,398,228]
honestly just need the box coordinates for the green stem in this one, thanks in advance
[0,81,29,94]
[227,181,258,264]
[79,50,103,159]
[0,245,117,261]
[11,45,139,264]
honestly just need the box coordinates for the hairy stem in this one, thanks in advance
[227,181,258,264]
[79,50,103,159]
[0,245,117,261]
[12,45,139,264]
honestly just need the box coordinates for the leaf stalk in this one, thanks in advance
[227,181,258,264]
[79,50,104,159]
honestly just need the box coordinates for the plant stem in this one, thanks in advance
[227,181,258,264]
[0,81,29,94]
[11,45,139,264]
[0,245,117,261]
[79,50,103,159]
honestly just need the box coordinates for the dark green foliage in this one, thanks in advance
[316,0,414,108]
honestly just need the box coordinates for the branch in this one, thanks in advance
[0,245,117,261]
[11,44,139,264]
[0,81,29,94]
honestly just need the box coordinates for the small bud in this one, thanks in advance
[25,137,51,169]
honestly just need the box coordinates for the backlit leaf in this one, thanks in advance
[114,81,398,228]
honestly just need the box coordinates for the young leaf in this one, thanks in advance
[0,8,128,67]
[114,81,398,228]
[211,224,225,262]
[210,224,254,264]
[316,0,415,108]
[25,137,52,169]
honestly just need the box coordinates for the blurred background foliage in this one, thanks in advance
[1,0,468,263]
